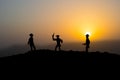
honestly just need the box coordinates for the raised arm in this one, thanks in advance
[52,33,56,41]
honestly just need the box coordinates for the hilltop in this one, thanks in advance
[0,49,120,64]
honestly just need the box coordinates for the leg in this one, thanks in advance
[30,45,33,51]
[33,44,36,51]
[55,45,58,51]
[86,47,88,53]
[86,45,89,53]
[58,45,61,51]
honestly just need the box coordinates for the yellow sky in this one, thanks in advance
[0,0,120,47]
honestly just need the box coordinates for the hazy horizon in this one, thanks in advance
[0,0,120,52]
[0,40,120,57]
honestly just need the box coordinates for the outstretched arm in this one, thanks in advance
[82,43,86,45]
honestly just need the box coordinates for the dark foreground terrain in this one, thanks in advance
[0,50,120,64]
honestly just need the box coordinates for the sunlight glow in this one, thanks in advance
[85,32,91,36]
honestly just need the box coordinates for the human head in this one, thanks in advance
[86,34,89,38]
[56,35,60,38]
[29,33,33,37]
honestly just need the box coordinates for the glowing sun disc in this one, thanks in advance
[85,32,91,36]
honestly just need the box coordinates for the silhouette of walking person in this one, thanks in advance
[83,34,90,53]
[52,33,63,51]
[28,33,36,51]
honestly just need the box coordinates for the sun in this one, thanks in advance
[85,32,91,36]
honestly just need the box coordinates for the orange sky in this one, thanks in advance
[0,0,120,47]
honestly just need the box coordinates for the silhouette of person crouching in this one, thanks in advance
[28,33,36,51]
[52,33,63,51]
[83,34,90,53]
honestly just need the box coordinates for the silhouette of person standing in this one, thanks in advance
[28,33,36,51]
[52,33,63,51]
[83,34,90,53]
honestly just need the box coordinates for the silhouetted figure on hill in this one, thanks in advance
[28,33,36,51]
[83,34,90,53]
[52,33,63,51]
